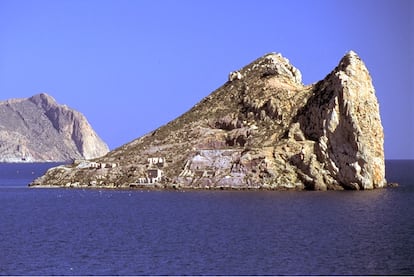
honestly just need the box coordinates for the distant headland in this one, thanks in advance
[0,93,109,162]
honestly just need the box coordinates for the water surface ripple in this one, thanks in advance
[0,161,413,275]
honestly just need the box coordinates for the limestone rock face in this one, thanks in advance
[294,51,386,189]
[0,93,109,162]
[30,51,386,190]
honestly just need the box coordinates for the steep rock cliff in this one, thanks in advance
[30,51,386,190]
[0,93,109,162]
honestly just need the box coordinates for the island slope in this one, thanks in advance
[30,51,386,190]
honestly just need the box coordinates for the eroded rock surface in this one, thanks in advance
[30,51,386,190]
[0,93,109,162]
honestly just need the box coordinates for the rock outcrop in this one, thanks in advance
[0,93,109,162]
[30,51,386,190]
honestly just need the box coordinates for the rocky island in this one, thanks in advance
[30,51,387,190]
[0,93,109,162]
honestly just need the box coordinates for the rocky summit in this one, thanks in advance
[30,51,387,190]
[0,93,109,162]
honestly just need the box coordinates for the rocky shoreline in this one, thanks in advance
[29,179,398,191]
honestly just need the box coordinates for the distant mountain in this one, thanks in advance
[0,93,109,162]
[31,51,386,190]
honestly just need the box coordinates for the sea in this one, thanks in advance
[0,161,413,276]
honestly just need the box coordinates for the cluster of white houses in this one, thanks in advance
[87,162,118,169]
[136,157,165,184]
[74,159,118,169]
[75,157,166,186]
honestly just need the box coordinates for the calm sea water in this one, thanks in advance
[0,161,413,276]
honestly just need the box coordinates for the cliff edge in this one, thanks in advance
[30,51,386,190]
[0,93,109,162]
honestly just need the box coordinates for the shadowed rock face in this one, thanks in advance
[0,93,109,162]
[30,51,386,190]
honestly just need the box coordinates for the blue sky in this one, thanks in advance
[0,0,413,159]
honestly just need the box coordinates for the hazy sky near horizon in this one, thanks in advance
[0,0,413,159]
